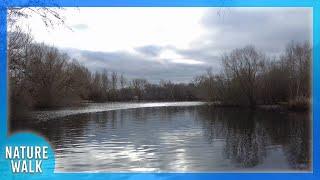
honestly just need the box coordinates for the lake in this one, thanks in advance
[10,102,311,172]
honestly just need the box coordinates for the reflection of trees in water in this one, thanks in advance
[196,106,310,169]
[283,113,310,169]
[224,118,268,167]
[197,108,268,167]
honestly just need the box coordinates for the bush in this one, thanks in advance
[288,97,310,111]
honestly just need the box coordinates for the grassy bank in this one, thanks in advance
[207,98,310,112]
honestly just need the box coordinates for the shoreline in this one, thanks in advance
[32,100,310,112]
[11,101,309,122]
[207,102,310,112]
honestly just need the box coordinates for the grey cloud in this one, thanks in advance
[135,45,163,57]
[173,47,221,72]
[71,24,89,31]
[199,8,312,55]
[135,45,221,72]
[64,48,209,83]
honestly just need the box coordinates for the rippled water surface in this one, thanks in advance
[11,102,311,172]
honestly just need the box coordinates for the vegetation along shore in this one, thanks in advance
[9,28,311,119]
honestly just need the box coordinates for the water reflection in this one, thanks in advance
[197,107,310,170]
[11,104,311,172]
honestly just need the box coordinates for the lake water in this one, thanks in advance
[11,102,311,172]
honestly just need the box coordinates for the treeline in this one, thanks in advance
[82,72,197,102]
[8,29,198,116]
[9,29,311,117]
[195,43,311,109]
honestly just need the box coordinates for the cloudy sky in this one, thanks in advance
[20,7,312,83]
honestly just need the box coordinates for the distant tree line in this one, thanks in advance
[9,29,311,119]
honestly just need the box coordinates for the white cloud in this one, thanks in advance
[159,49,204,65]
[171,58,204,65]
[18,7,208,52]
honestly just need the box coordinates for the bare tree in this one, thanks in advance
[281,42,311,99]
[6,0,66,29]
[222,46,265,107]
[8,27,33,86]
[111,72,118,90]
[119,73,126,89]
[131,78,148,100]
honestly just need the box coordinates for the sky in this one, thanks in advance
[17,7,312,83]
